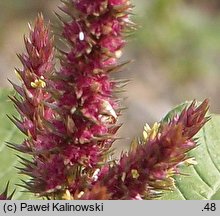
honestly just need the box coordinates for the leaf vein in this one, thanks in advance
[192,165,213,190]
[174,180,187,200]
[203,126,220,174]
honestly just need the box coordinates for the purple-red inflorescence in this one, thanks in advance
[10,0,209,200]
[10,0,133,197]
[9,15,59,195]
[9,14,54,137]
[89,100,209,199]
[47,0,133,197]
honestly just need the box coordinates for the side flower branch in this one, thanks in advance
[84,100,209,199]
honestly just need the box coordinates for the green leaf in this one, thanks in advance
[160,102,220,200]
[0,89,39,200]
[161,100,192,123]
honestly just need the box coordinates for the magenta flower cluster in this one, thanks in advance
[91,100,209,199]
[4,0,209,200]
[9,0,133,198]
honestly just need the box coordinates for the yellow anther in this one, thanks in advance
[184,157,198,166]
[131,169,139,179]
[143,122,160,141]
[166,168,176,178]
[143,123,151,141]
[62,190,73,200]
[15,70,22,81]
[31,76,46,88]
[129,138,138,152]
[121,172,126,182]
[150,122,160,139]
[101,100,117,120]
[77,191,85,199]
[115,50,122,58]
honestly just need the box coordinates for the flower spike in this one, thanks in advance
[10,0,133,197]
[91,100,209,199]
[8,0,210,200]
